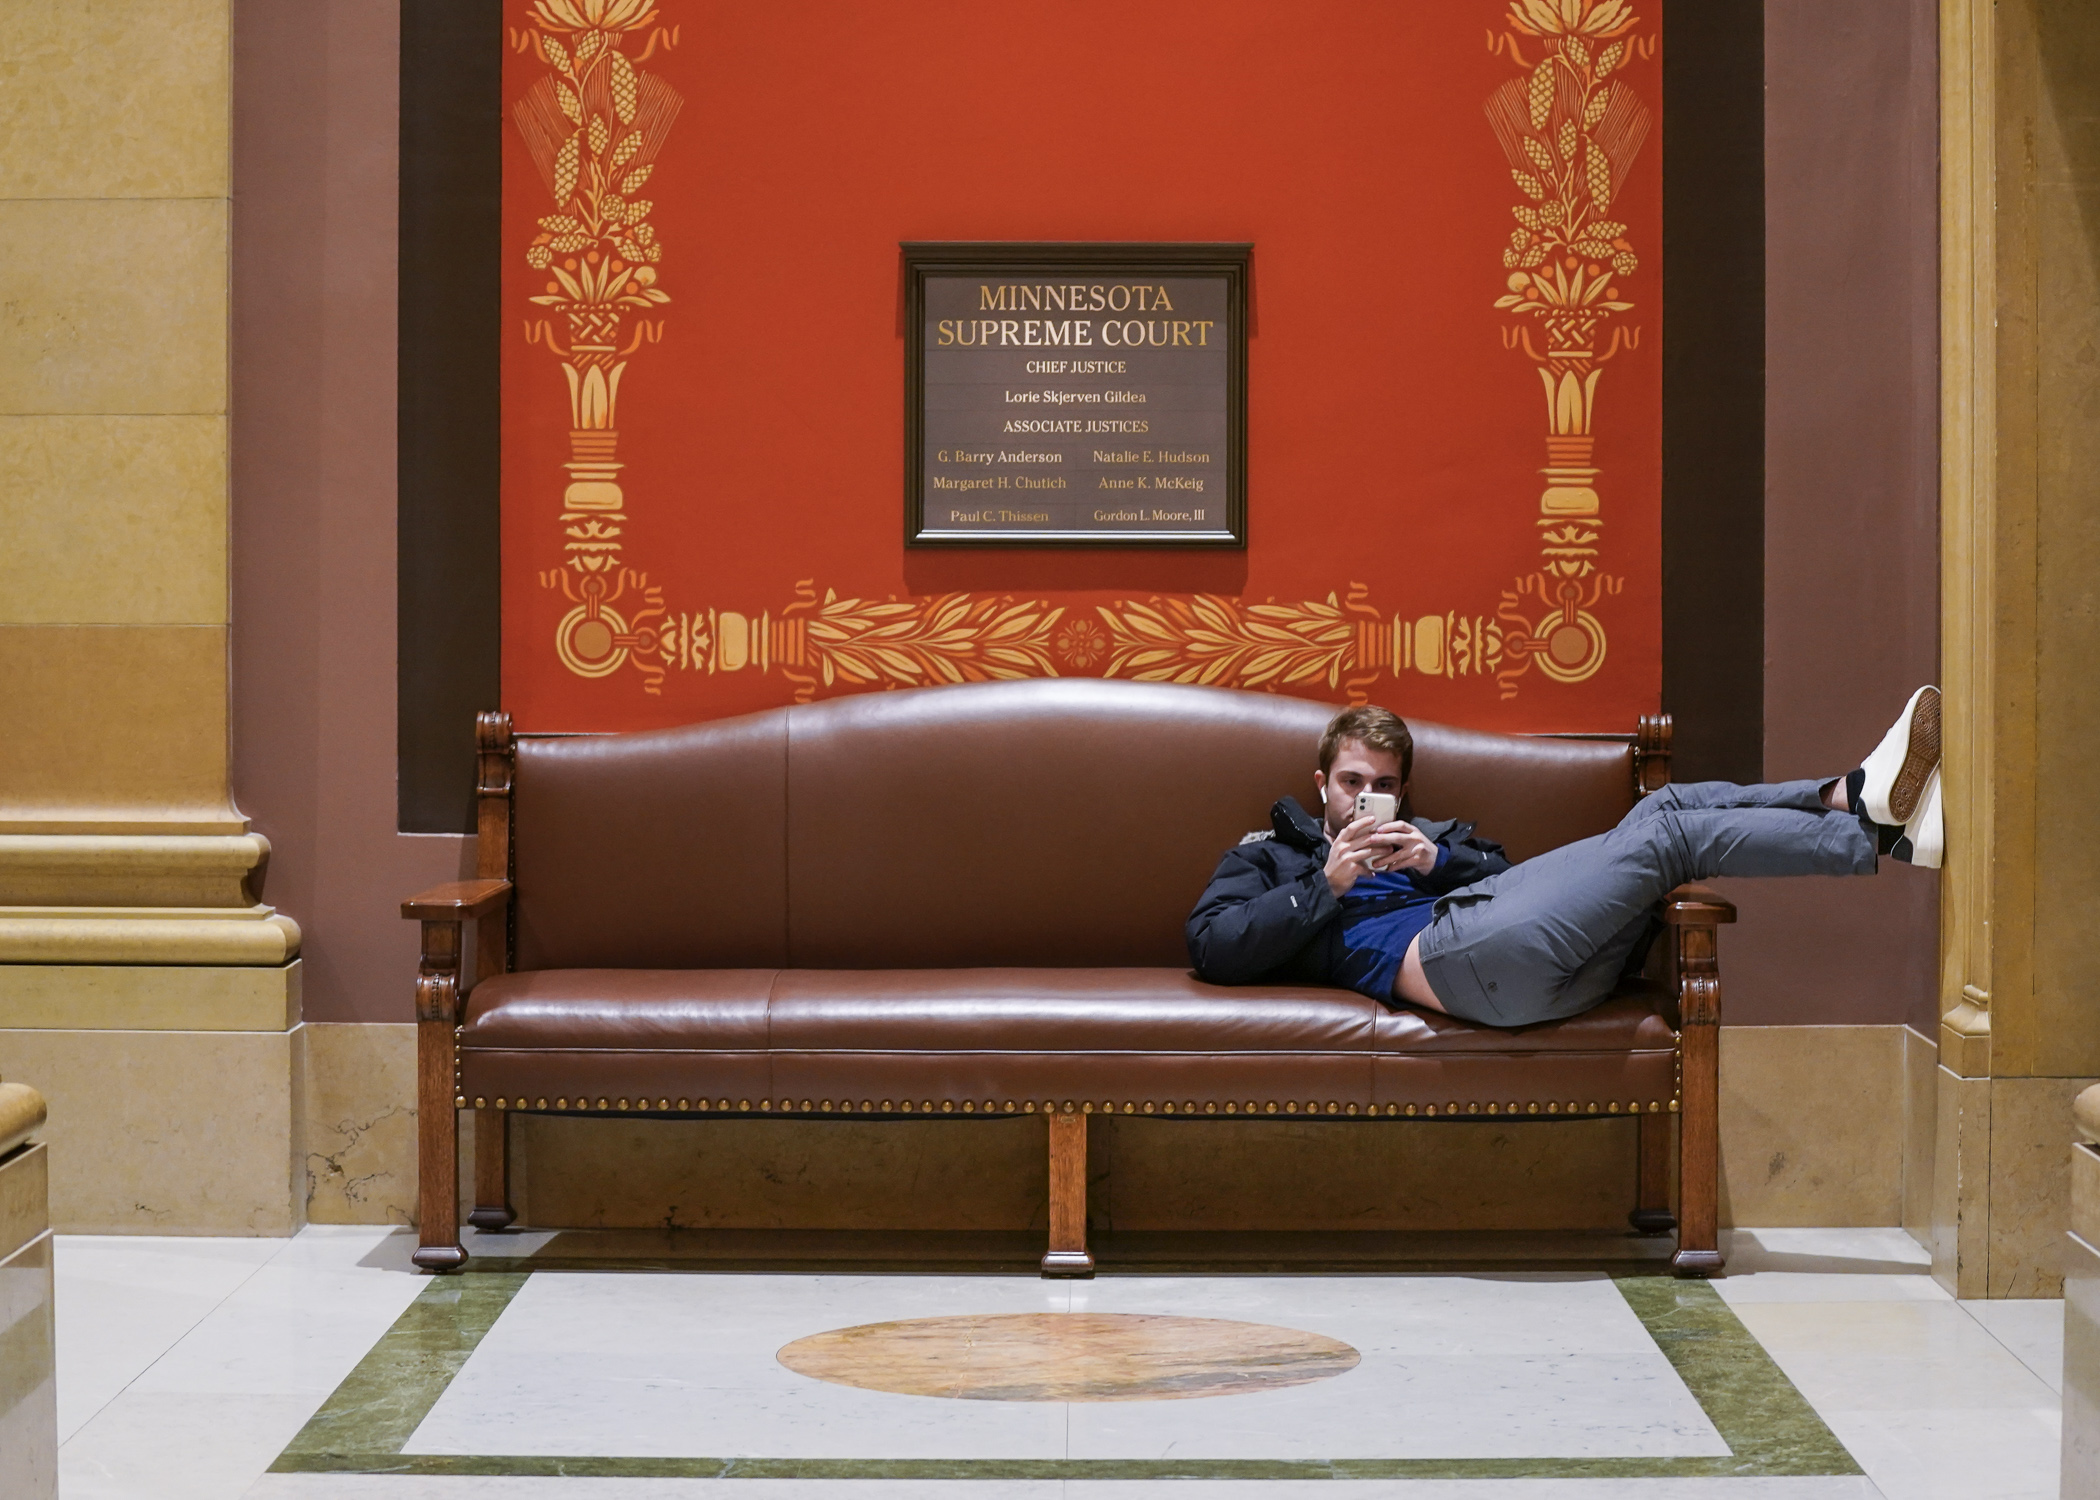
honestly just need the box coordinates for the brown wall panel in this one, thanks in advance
[1716,0,1941,1028]
[231,0,464,1023]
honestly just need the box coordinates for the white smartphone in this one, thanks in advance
[1353,792,1399,825]
[1352,792,1400,871]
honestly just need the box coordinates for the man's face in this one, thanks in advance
[1313,739,1406,836]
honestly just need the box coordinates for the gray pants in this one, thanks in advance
[1416,780,1876,1027]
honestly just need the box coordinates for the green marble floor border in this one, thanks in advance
[270,1273,1860,1481]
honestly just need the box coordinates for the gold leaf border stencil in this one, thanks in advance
[1486,0,1653,696]
[511,1,1652,705]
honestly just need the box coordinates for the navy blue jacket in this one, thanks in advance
[1184,797,1512,988]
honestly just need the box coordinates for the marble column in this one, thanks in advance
[0,2,303,1232]
[1933,0,2100,1298]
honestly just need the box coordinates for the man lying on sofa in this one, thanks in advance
[1186,693,1942,1029]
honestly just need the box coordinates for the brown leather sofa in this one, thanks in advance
[402,679,1735,1277]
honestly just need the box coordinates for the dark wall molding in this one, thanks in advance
[1659,0,1766,783]
[398,0,503,832]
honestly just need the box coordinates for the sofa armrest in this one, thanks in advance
[401,882,510,1028]
[1663,885,1737,927]
[1659,885,1731,1027]
[401,880,512,921]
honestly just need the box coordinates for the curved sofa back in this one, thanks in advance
[509,678,1642,971]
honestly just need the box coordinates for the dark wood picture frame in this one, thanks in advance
[902,242,1250,549]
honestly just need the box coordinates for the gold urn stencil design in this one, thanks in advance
[513,0,682,682]
[510,0,1655,708]
[1483,0,1652,695]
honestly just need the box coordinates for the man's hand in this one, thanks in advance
[1325,817,1437,897]
[1379,820,1439,875]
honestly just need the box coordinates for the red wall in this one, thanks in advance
[501,0,1664,735]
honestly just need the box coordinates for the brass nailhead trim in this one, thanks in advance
[454,1095,467,1108]
[474,1096,487,1109]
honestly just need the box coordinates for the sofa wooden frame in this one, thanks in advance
[404,710,1735,1278]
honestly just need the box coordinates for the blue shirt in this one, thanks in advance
[1335,845,1447,1005]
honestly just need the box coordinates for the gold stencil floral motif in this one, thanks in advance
[513,0,682,677]
[638,584,1509,707]
[1481,0,1651,697]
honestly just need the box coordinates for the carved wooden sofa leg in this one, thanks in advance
[1042,1108,1095,1277]
[468,1106,516,1232]
[1630,1111,1676,1235]
[413,934,466,1273]
[1665,886,1735,1277]
[402,878,514,1274]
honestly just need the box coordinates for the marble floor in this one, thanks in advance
[48,1226,2060,1499]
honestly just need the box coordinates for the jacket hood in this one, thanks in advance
[1269,796,1329,852]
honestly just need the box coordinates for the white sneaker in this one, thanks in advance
[1859,686,1941,825]
[1892,765,1943,869]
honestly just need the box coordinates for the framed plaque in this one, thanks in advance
[904,242,1249,547]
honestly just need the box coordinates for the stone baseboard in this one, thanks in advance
[0,1029,303,1234]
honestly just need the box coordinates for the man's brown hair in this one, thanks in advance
[1319,705,1414,782]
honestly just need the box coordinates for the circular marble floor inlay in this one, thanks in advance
[777,1312,1360,1402]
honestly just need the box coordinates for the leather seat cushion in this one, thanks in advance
[458,969,1680,1117]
